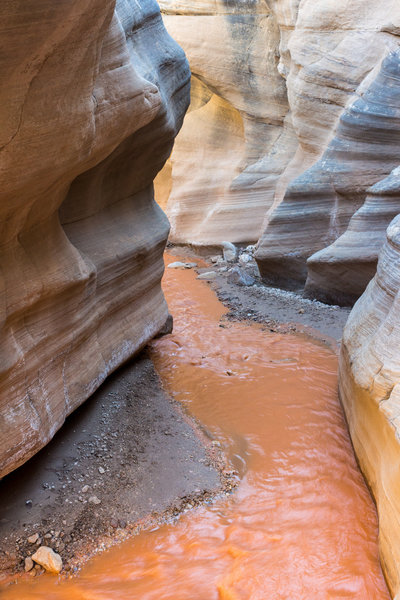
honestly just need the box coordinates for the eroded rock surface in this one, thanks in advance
[156,0,294,246]
[258,49,400,298]
[340,215,400,598]
[0,0,190,478]
[158,0,400,303]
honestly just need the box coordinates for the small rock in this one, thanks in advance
[44,533,52,540]
[221,241,237,263]
[167,261,197,269]
[27,534,39,544]
[24,557,34,572]
[298,308,305,314]
[32,547,62,574]
[81,485,89,493]
[89,496,101,505]
[197,271,217,280]
[210,255,221,263]
[245,245,256,254]
[98,467,105,474]
[239,253,252,265]
[227,266,255,287]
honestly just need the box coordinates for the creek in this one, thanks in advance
[0,254,389,599]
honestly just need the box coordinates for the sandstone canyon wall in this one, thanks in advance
[158,0,400,304]
[340,216,400,597]
[0,0,190,478]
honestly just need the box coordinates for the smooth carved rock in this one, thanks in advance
[256,48,400,295]
[0,0,190,478]
[339,215,400,598]
[158,0,400,298]
[306,167,400,306]
[156,0,296,246]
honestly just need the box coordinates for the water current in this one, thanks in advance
[0,254,389,599]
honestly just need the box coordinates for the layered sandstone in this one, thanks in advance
[157,0,295,246]
[0,0,190,478]
[340,215,400,598]
[258,49,400,297]
[159,0,400,303]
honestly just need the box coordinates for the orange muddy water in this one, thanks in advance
[0,255,389,599]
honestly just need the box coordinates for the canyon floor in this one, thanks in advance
[0,249,351,582]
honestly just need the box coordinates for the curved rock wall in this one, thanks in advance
[0,0,190,478]
[157,0,294,246]
[258,49,400,300]
[159,0,400,303]
[340,215,400,598]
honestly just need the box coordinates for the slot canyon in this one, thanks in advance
[1,0,400,598]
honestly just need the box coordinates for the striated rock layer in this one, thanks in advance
[0,0,190,478]
[340,215,400,598]
[258,48,400,300]
[157,0,295,246]
[159,0,400,303]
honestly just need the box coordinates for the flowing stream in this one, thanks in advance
[0,254,389,599]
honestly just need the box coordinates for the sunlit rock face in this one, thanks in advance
[0,0,190,478]
[159,0,400,303]
[339,215,400,598]
[156,0,295,246]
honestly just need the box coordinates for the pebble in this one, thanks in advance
[239,252,252,265]
[27,534,39,544]
[31,546,63,574]
[98,467,105,474]
[197,271,217,280]
[227,266,255,287]
[24,557,34,572]
[167,261,197,269]
[81,485,89,493]
[221,241,237,262]
[89,495,101,505]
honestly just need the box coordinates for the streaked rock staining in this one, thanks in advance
[340,215,400,597]
[157,0,294,246]
[258,49,400,300]
[0,0,190,478]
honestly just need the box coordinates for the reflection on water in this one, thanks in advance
[0,254,389,599]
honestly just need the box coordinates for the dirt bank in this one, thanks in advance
[0,354,229,581]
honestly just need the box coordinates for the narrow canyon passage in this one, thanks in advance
[1,255,389,599]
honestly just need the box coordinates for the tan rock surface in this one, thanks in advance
[256,3,400,294]
[340,215,400,598]
[31,547,62,574]
[159,0,400,302]
[0,0,190,478]
[157,0,295,246]
[258,48,400,296]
